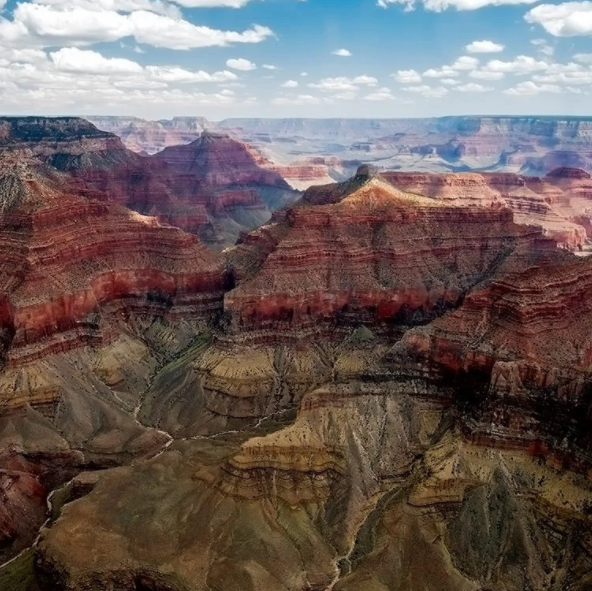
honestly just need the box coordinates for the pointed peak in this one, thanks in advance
[355,164,381,181]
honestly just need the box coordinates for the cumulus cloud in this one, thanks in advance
[574,52,592,63]
[226,58,256,70]
[469,69,505,79]
[0,3,274,50]
[503,80,562,94]
[531,38,555,56]
[262,64,278,70]
[31,0,181,17]
[532,68,592,84]
[466,40,504,53]
[172,0,255,6]
[0,43,253,116]
[50,47,142,74]
[482,55,549,74]
[525,2,592,37]
[377,0,536,11]
[422,56,478,78]
[423,66,458,78]
[281,79,299,88]
[402,84,448,98]
[308,75,377,92]
[363,87,395,100]
[146,65,237,82]
[272,94,325,105]
[332,48,352,57]
[455,82,493,91]
[391,69,422,83]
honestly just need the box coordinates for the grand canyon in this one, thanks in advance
[2,115,592,591]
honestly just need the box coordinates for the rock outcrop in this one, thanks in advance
[1,117,299,250]
[224,168,550,343]
[0,155,224,367]
[383,169,592,250]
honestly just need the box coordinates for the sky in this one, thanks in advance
[1,0,592,118]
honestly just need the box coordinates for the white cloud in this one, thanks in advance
[30,0,181,17]
[300,71,308,76]
[0,3,274,50]
[50,47,142,74]
[402,85,448,97]
[441,77,461,85]
[378,0,536,11]
[530,38,555,56]
[525,2,592,37]
[172,0,255,6]
[423,67,457,78]
[574,52,592,63]
[482,55,549,74]
[281,79,299,88]
[391,69,422,83]
[451,55,480,69]
[332,48,352,57]
[272,94,325,105]
[455,82,493,91]
[308,75,377,92]
[503,80,562,94]
[532,67,592,84]
[469,69,505,79]
[422,55,478,78]
[466,40,504,53]
[226,58,256,70]
[146,65,237,83]
[262,64,278,70]
[0,42,257,118]
[363,87,395,100]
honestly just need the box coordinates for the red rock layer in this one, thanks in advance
[0,156,224,367]
[153,131,289,188]
[224,168,551,343]
[383,169,592,249]
[56,130,294,248]
[1,118,298,249]
[401,246,592,455]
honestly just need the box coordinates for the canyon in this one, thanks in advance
[1,117,592,591]
[91,115,592,186]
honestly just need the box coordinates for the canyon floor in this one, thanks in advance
[1,117,592,591]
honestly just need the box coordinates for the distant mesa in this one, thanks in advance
[545,167,591,179]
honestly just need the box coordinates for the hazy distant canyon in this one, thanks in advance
[90,115,592,189]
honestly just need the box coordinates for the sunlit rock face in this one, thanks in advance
[223,168,551,344]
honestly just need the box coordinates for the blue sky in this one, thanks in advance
[1,0,592,118]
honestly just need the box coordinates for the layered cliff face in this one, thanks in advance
[0,156,224,367]
[383,168,592,249]
[1,117,299,250]
[401,248,592,460]
[224,167,550,343]
[0,147,225,561]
